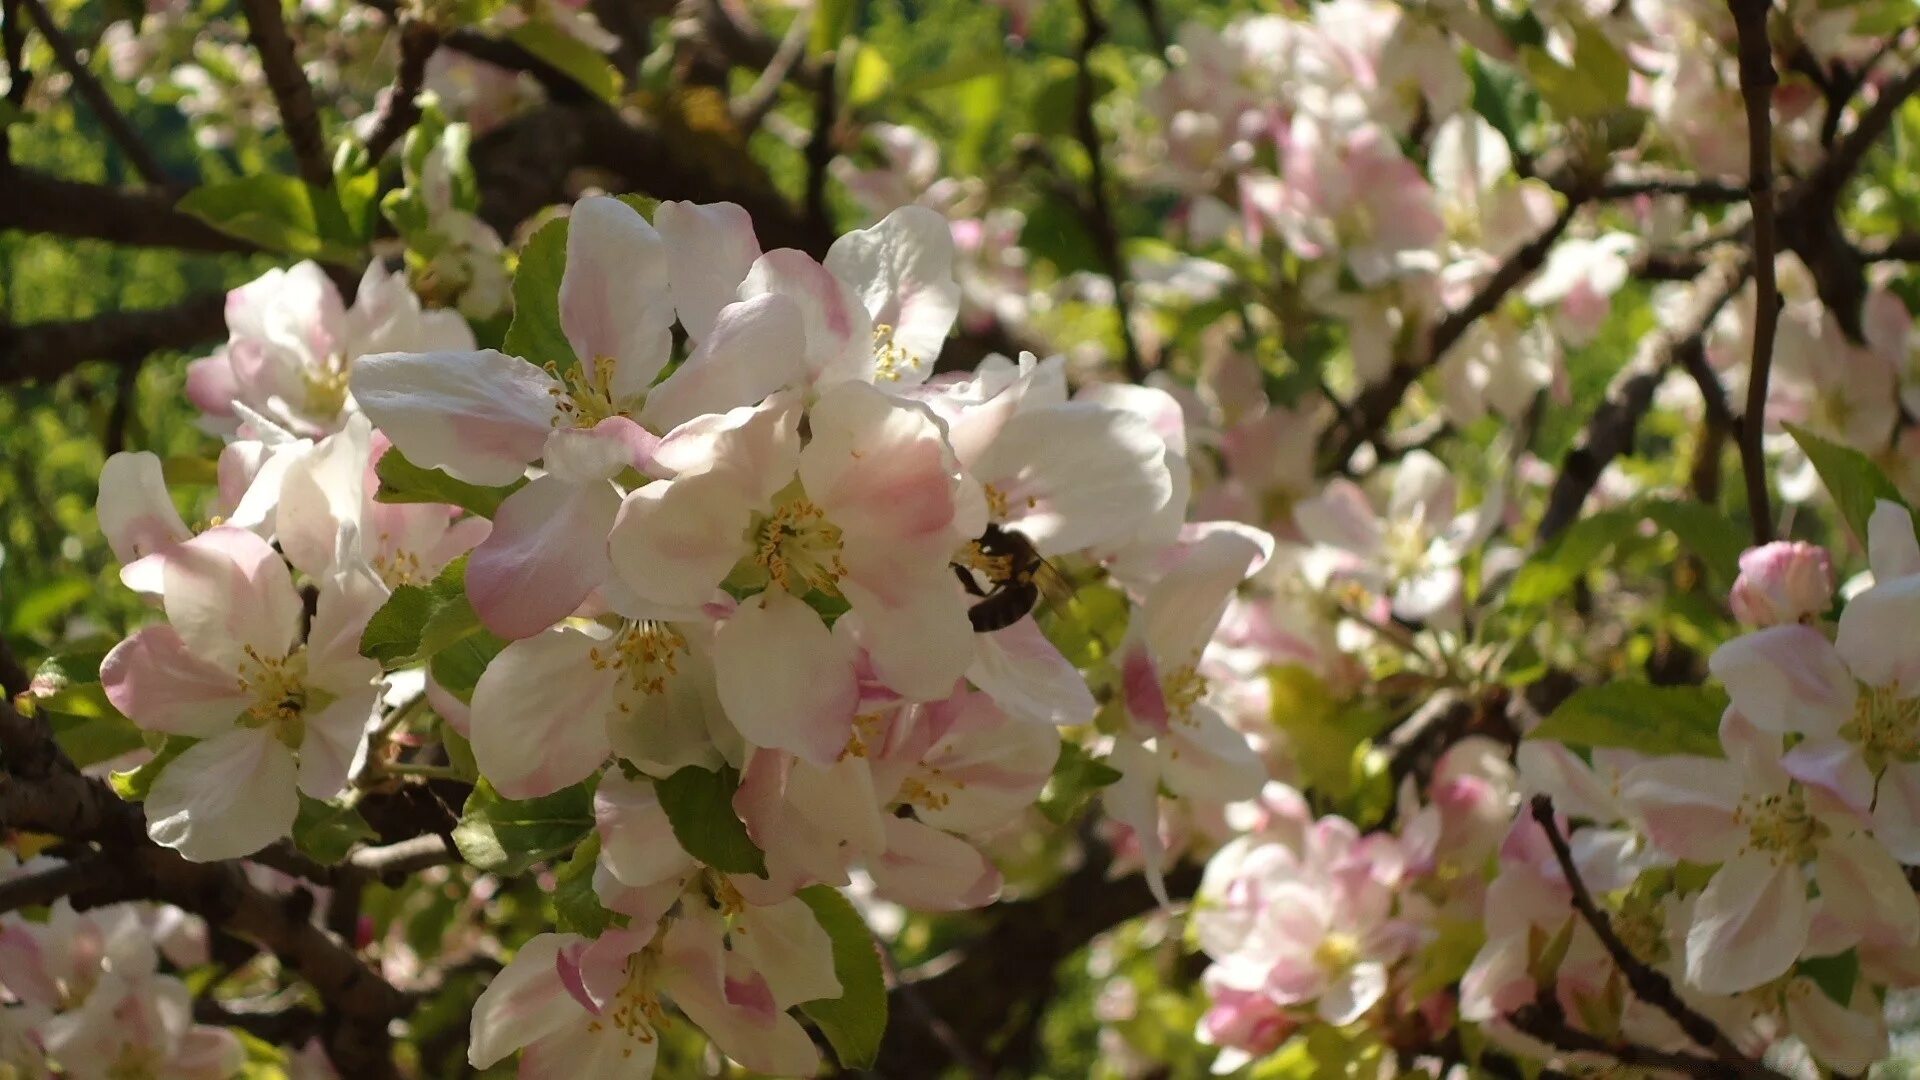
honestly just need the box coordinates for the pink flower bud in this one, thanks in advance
[1729,541,1833,626]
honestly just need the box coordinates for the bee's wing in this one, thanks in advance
[1032,559,1076,608]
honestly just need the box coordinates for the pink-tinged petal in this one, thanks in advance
[306,566,388,688]
[1869,499,1920,583]
[1516,741,1619,823]
[558,195,672,397]
[1121,644,1170,732]
[970,403,1173,555]
[655,200,762,343]
[1871,762,1920,862]
[839,570,973,701]
[145,730,299,862]
[607,641,734,777]
[161,527,303,670]
[1708,624,1853,737]
[868,816,1000,911]
[738,249,873,386]
[607,476,752,610]
[801,380,957,550]
[467,934,584,1069]
[101,627,249,737]
[899,692,1058,835]
[730,897,841,1009]
[1293,478,1383,555]
[639,293,808,431]
[1836,575,1920,693]
[1781,738,1875,817]
[1815,831,1920,948]
[1685,853,1808,994]
[1787,978,1888,1074]
[657,907,822,1077]
[593,770,696,888]
[349,349,558,486]
[651,391,801,497]
[823,204,959,384]
[1137,530,1267,663]
[1160,704,1266,804]
[1619,756,1747,864]
[97,452,192,569]
[185,353,240,418]
[466,475,618,640]
[966,617,1097,726]
[714,591,858,765]
[469,627,616,799]
[298,688,378,799]
[0,924,60,1009]
[1318,961,1388,1026]
[735,749,884,893]
[274,417,371,578]
[538,422,648,486]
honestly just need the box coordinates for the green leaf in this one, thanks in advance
[35,667,145,768]
[358,557,481,667]
[292,795,378,864]
[176,176,359,263]
[551,833,615,936]
[796,885,887,1069]
[846,45,894,108]
[506,23,623,103]
[1518,22,1628,120]
[1037,742,1120,826]
[111,737,192,801]
[1784,422,1909,543]
[428,630,507,705]
[1798,948,1860,1005]
[1512,498,1744,606]
[655,766,767,876]
[501,215,578,371]
[374,447,523,519]
[1268,666,1393,801]
[811,0,856,55]
[7,578,93,636]
[452,777,595,876]
[1529,682,1728,758]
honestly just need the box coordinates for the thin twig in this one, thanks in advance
[802,44,836,243]
[0,854,109,913]
[0,292,228,385]
[14,0,171,184]
[731,7,810,134]
[239,0,332,189]
[364,18,439,163]
[1729,0,1781,547]
[1072,0,1146,381]
[1528,796,1787,1079]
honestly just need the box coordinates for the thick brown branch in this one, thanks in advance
[1729,0,1781,546]
[1320,194,1585,470]
[0,167,261,253]
[0,854,111,913]
[15,0,171,185]
[1507,995,1756,1079]
[1528,797,1784,1078]
[239,0,332,189]
[1538,256,1750,543]
[1072,0,1146,382]
[363,19,439,163]
[0,293,228,385]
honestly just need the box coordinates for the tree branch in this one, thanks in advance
[15,0,172,185]
[1528,797,1783,1078]
[1729,0,1781,547]
[1538,256,1750,542]
[239,0,332,189]
[0,292,228,386]
[363,18,438,163]
[0,167,262,253]
[1320,193,1586,470]
[1072,0,1146,382]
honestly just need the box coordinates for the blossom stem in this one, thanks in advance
[1728,0,1781,548]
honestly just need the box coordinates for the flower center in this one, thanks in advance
[1736,787,1827,863]
[546,356,632,429]
[750,497,847,595]
[1380,516,1432,583]
[1841,683,1920,773]
[372,547,426,590]
[237,644,314,747]
[900,766,966,814]
[589,622,686,709]
[1162,662,1209,723]
[872,324,914,382]
[1313,931,1359,972]
[302,358,352,422]
[589,955,664,1057]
